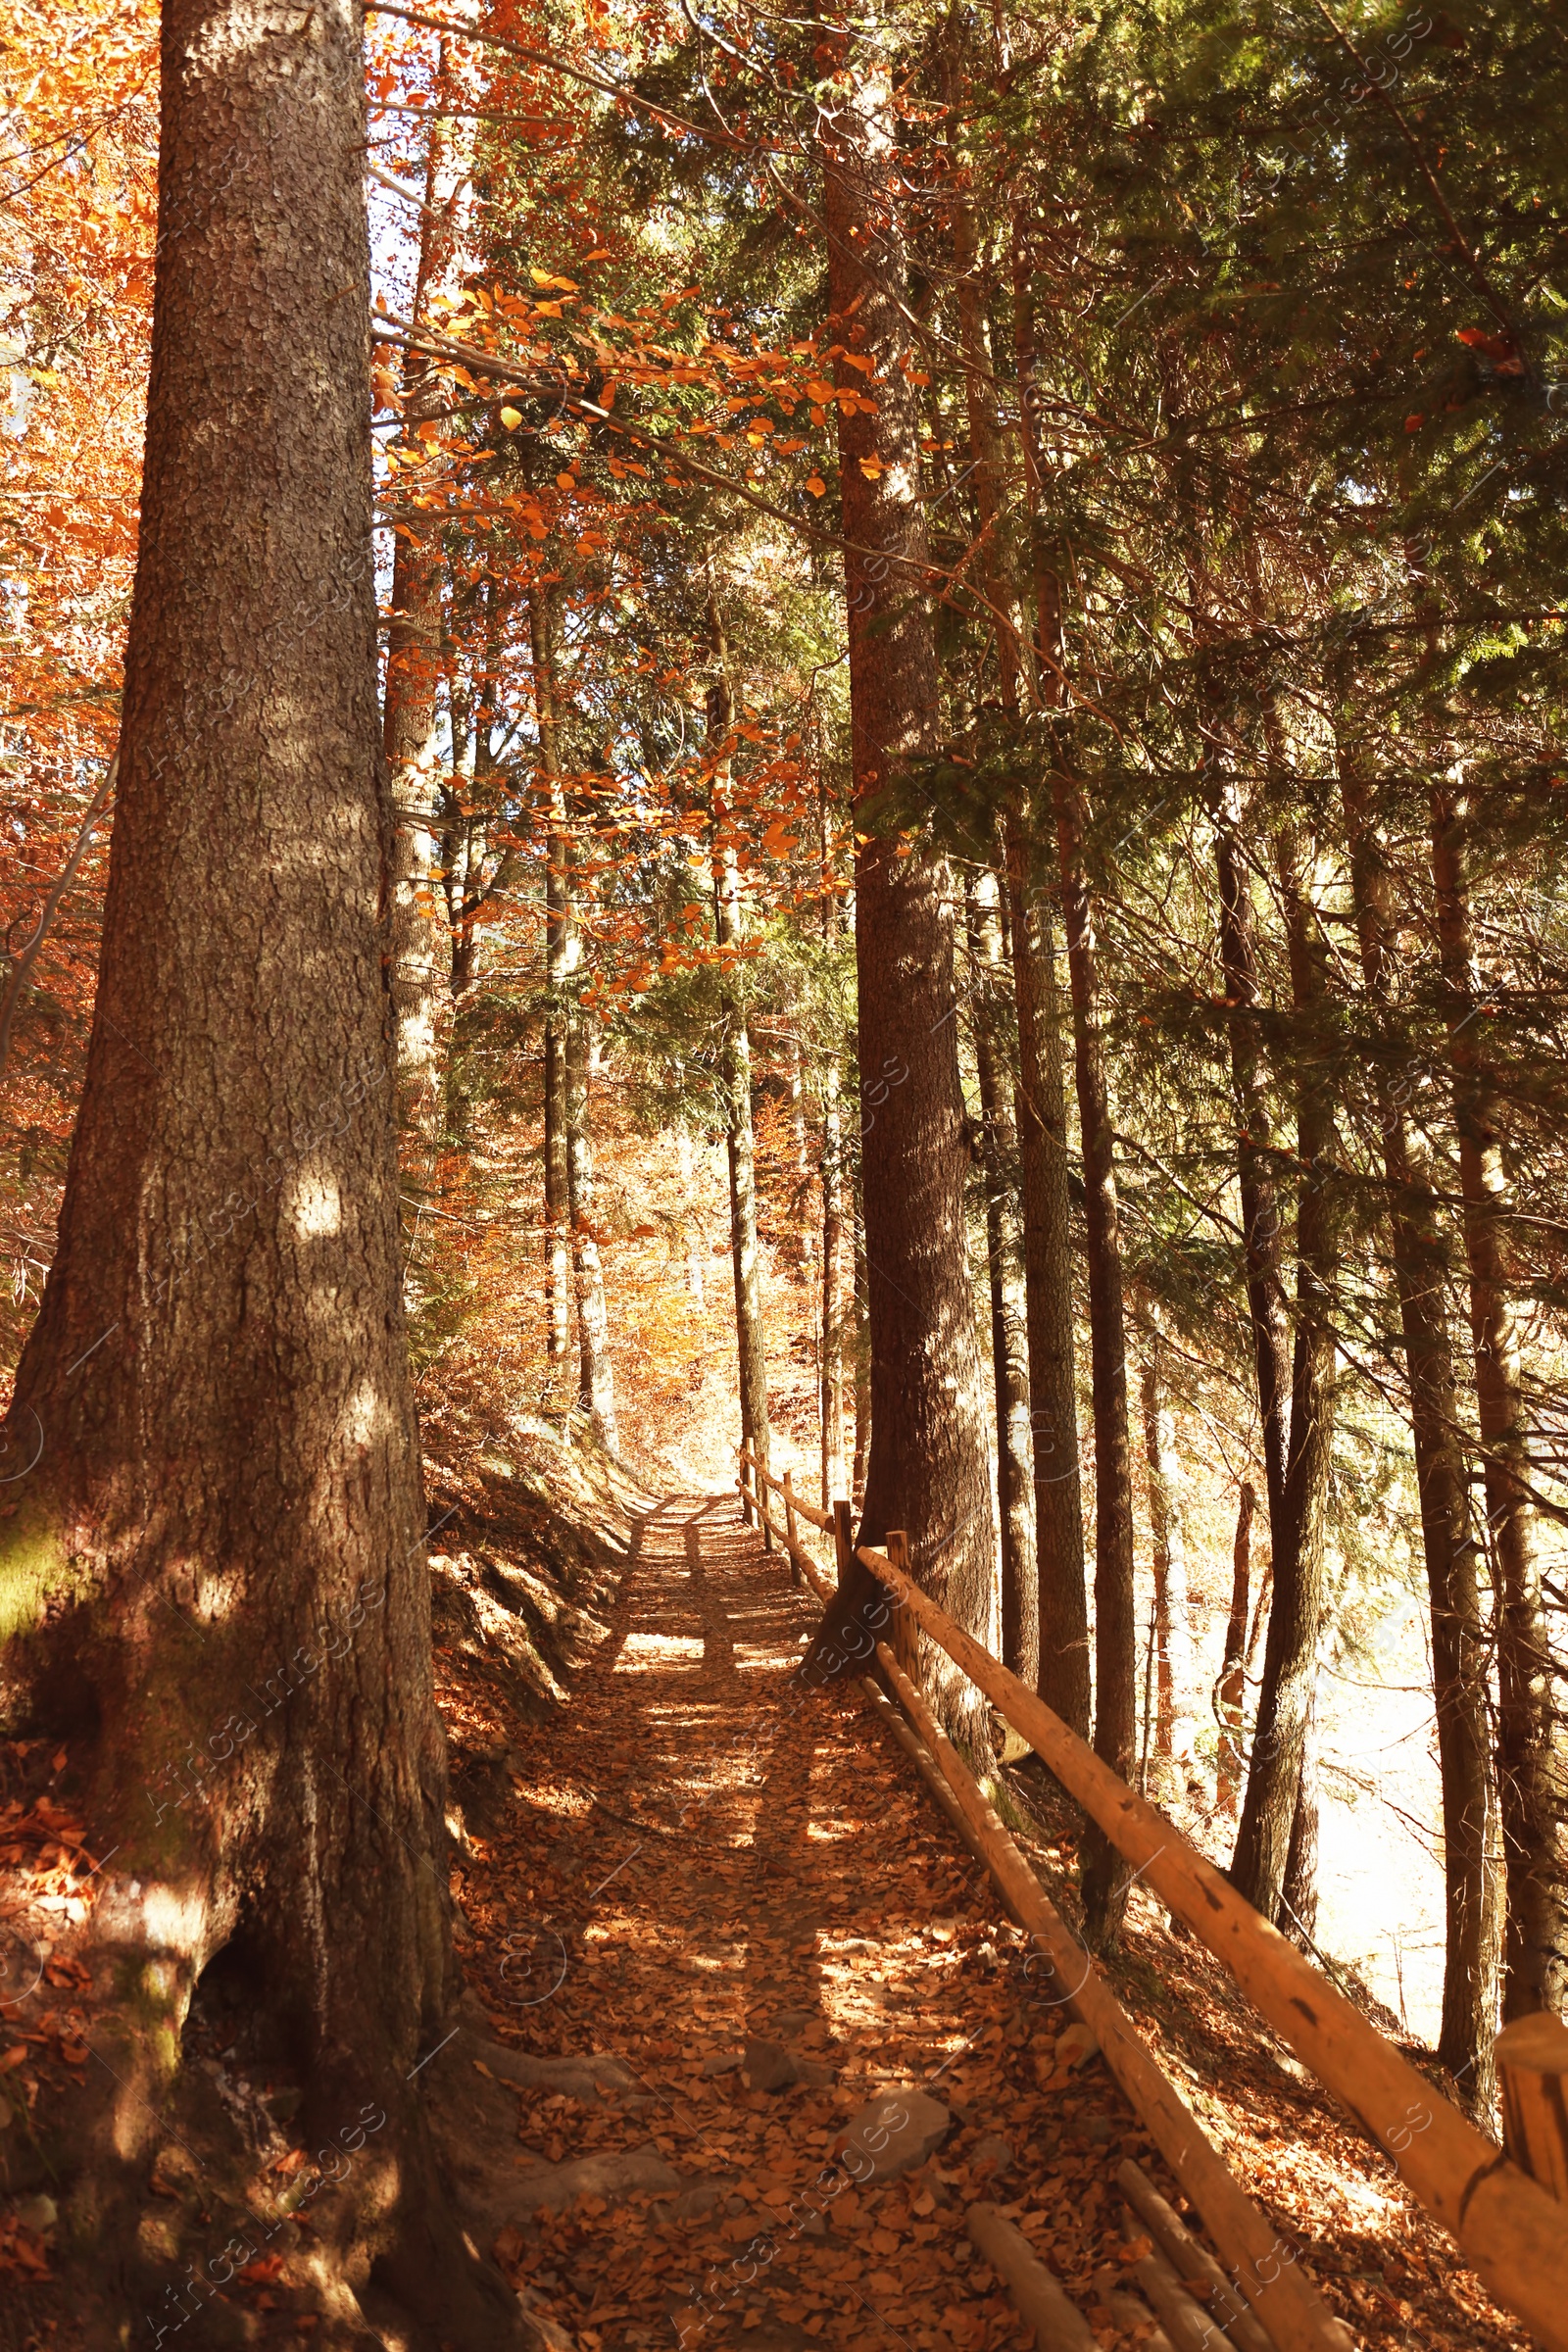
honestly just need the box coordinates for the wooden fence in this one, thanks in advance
[739,1446,1568,2352]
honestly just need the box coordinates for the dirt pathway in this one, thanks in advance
[438,1492,1148,2352]
[428,1489,1525,2352]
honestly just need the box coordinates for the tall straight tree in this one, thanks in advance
[806,43,995,1734]
[1433,789,1566,2022]
[529,577,573,1378]
[706,589,771,1505]
[1233,830,1341,1929]
[1336,662,1496,2105]
[0,0,514,2335]
[943,72,1087,1732]
[380,47,471,1144]
[966,868,1037,1683]
[1011,235,1097,1745]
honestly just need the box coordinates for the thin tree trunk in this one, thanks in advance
[381,49,469,1145]
[820,1050,847,1508]
[1232,832,1340,1926]
[1016,236,1121,1822]
[1201,753,1293,1536]
[565,1008,616,1448]
[941,57,1084,1720]
[1005,827,1089,1735]
[818,777,848,1508]
[0,4,511,2330]
[1141,1328,1194,1771]
[967,868,1038,1685]
[1281,1700,1321,1946]
[806,55,995,1737]
[705,612,771,1513]
[1053,770,1138,1941]
[547,586,614,1450]
[1007,255,1089,1738]
[1338,692,1497,2102]
[530,579,571,1376]
[1217,1480,1256,1816]
[1433,791,1566,2023]
[790,1033,814,1266]
[676,1122,706,1311]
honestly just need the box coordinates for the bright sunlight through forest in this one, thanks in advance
[1,0,1566,2346]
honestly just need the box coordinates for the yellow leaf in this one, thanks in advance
[530,270,580,291]
[499,407,522,429]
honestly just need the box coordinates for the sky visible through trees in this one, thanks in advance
[1,0,1567,2329]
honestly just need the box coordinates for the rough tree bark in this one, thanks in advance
[705,617,771,1511]
[804,51,995,1739]
[966,869,1038,1684]
[0,3,516,2337]
[1232,831,1340,1927]
[852,1180,871,1505]
[1433,790,1566,2024]
[1337,681,1496,2104]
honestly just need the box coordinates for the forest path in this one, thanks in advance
[428,1488,1531,2352]
[446,1490,1144,2352]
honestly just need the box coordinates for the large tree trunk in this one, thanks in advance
[1338,701,1497,2104]
[1232,832,1339,1926]
[705,633,772,1513]
[381,49,470,1147]
[805,55,995,1739]
[0,5,514,2336]
[1433,791,1566,2023]
[529,579,572,1380]
[966,869,1038,1684]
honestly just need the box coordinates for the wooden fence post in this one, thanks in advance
[1497,2014,1568,2203]
[738,1445,754,1528]
[758,1450,773,1553]
[885,1530,918,1682]
[833,1497,854,1592]
[782,1470,802,1589]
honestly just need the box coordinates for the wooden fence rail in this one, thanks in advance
[736,1446,1568,2352]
